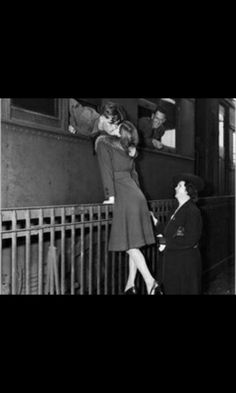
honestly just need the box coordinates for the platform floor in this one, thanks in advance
[203,259,235,295]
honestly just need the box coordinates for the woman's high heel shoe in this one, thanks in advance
[124,286,138,295]
[150,281,164,295]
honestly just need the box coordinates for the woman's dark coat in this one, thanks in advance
[159,200,203,295]
[96,135,155,252]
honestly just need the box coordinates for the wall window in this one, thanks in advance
[218,100,236,195]
[218,105,225,158]
[11,98,58,117]
[1,98,67,133]
[137,98,177,152]
[73,98,101,112]
[229,104,236,194]
[68,98,101,136]
[218,104,226,194]
[230,105,236,167]
[232,129,236,167]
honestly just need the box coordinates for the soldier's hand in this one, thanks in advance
[152,139,163,150]
[69,125,76,134]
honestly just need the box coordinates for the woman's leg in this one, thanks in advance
[124,255,138,292]
[127,248,155,294]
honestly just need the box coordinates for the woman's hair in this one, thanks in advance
[185,181,198,202]
[119,121,139,155]
[99,101,126,124]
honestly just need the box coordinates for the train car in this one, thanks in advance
[0,98,235,294]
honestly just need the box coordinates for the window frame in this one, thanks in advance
[73,98,101,112]
[137,98,180,155]
[218,98,236,194]
[1,98,68,134]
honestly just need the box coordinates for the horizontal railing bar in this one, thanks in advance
[1,219,113,232]
[2,196,233,239]
[0,200,175,219]
[1,195,233,218]
[1,206,114,220]
[1,221,114,239]
[2,197,232,225]
[1,202,112,211]
[1,195,233,212]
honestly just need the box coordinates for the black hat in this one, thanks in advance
[173,173,204,192]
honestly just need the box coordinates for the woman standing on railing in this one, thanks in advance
[95,105,162,295]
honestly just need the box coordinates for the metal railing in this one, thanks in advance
[0,200,174,295]
[1,196,234,295]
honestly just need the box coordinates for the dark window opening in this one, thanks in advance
[138,105,153,118]
[218,104,226,194]
[73,98,101,112]
[11,98,58,117]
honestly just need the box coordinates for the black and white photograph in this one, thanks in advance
[0,97,235,295]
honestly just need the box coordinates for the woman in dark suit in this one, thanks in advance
[157,173,204,295]
[95,114,162,295]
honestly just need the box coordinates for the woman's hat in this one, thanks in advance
[173,173,204,192]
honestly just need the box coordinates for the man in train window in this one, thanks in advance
[138,105,168,150]
[138,98,177,150]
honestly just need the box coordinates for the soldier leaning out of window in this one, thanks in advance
[68,99,127,141]
[68,98,100,136]
[138,106,168,150]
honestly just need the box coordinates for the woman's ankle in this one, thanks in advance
[125,283,135,292]
[146,279,156,294]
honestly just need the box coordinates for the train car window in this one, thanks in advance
[218,104,226,194]
[11,98,58,117]
[74,98,101,112]
[229,105,236,128]
[217,100,236,194]
[68,98,101,136]
[229,106,236,167]
[233,130,236,167]
[219,105,225,159]
[3,98,67,133]
[138,98,177,152]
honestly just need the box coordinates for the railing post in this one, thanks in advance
[25,210,31,295]
[45,245,60,295]
[70,207,75,295]
[11,211,17,295]
[0,212,2,295]
[60,207,65,295]
[38,209,43,295]
[45,208,60,295]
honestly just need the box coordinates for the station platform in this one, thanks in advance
[203,259,235,295]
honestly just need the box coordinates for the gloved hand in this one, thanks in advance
[103,196,115,204]
[157,234,166,252]
[150,211,158,226]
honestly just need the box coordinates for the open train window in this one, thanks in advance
[230,104,236,167]
[68,98,101,136]
[218,102,235,194]
[138,98,177,152]
[74,98,101,112]
[232,129,236,167]
[11,98,59,117]
[1,98,68,133]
